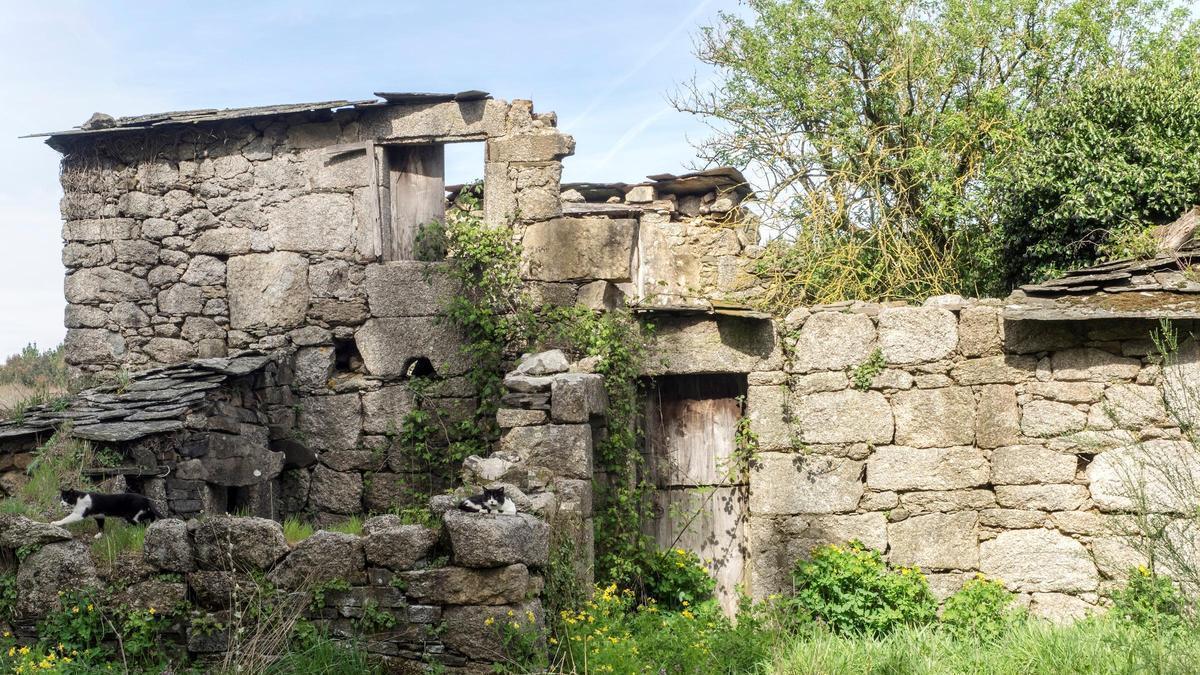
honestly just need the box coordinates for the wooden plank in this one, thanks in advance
[366,141,383,259]
[646,487,748,617]
[387,144,445,261]
[644,395,741,487]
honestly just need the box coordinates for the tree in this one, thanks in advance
[997,36,1200,285]
[676,0,1191,306]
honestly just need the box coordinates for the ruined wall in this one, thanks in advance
[526,182,762,311]
[53,98,574,518]
[1,510,549,673]
[742,300,1192,622]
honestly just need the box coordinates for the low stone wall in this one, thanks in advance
[744,299,1196,621]
[0,509,549,673]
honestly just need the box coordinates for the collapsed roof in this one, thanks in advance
[1005,208,1200,320]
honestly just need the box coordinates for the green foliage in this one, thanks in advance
[414,218,449,262]
[116,606,167,665]
[1112,566,1189,632]
[998,38,1200,284]
[441,182,529,448]
[940,575,1024,641]
[263,634,384,675]
[387,505,435,528]
[356,601,397,634]
[851,348,886,391]
[282,516,315,545]
[310,578,352,611]
[680,0,1196,305]
[790,541,937,636]
[551,583,775,675]
[37,593,108,656]
[0,343,71,390]
[729,394,760,482]
[542,536,585,636]
[639,548,717,612]
[326,515,364,537]
[89,521,146,567]
[544,307,654,591]
[767,617,1200,674]
[0,572,16,621]
[10,426,97,521]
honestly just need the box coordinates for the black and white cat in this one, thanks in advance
[53,489,158,538]
[458,487,517,515]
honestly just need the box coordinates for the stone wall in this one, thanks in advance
[56,97,570,378]
[0,509,549,673]
[52,97,575,518]
[742,299,1193,622]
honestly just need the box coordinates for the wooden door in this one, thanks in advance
[643,375,748,616]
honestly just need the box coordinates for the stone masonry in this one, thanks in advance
[742,299,1197,623]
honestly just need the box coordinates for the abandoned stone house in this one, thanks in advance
[2,90,1200,635]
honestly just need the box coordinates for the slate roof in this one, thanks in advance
[0,353,275,444]
[1005,209,1200,320]
[24,91,491,141]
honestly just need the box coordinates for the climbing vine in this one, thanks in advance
[431,182,659,593]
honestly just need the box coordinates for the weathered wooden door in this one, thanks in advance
[643,375,748,616]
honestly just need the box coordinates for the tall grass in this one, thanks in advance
[325,515,363,536]
[90,520,147,567]
[766,620,1200,674]
[261,635,383,675]
[2,425,96,520]
[282,517,315,545]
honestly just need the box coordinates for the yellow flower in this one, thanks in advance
[2,630,10,637]
[71,607,79,614]
[7,647,14,657]
[506,610,514,617]
[510,622,520,629]
[148,607,157,615]
[675,548,685,556]
[526,610,535,622]
[681,600,689,607]
[681,610,694,620]
[19,646,30,655]
[548,637,558,645]
[87,604,93,612]
[484,617,495,626]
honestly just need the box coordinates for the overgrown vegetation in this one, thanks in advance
[486,541,1200,674]
[677,0,1200,306]
[0,426,98,521]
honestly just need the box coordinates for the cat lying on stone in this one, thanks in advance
[458,486,517,515]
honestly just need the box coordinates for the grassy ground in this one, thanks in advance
[765,621,1200,675]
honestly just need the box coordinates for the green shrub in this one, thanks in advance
[940,575,1023,641]
[790,541,937,636]
[638,548,716,611]
[0,572,16,621]
[1112,566,1188,632]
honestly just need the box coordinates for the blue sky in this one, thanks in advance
[0,0,740,359]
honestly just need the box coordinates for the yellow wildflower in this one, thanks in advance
[87,604,93,612]
[506,609,514,617]
[71,607,79,614]
[148,607,157,615]
[484,617,495,626]
[19,646,30,655]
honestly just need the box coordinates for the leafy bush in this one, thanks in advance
[1112,566,1188,632]
[638,548,716,611]
[790,541,937,636]
[940,575,1023,641]
[998,43,1200,284]
[0,572,15,621]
